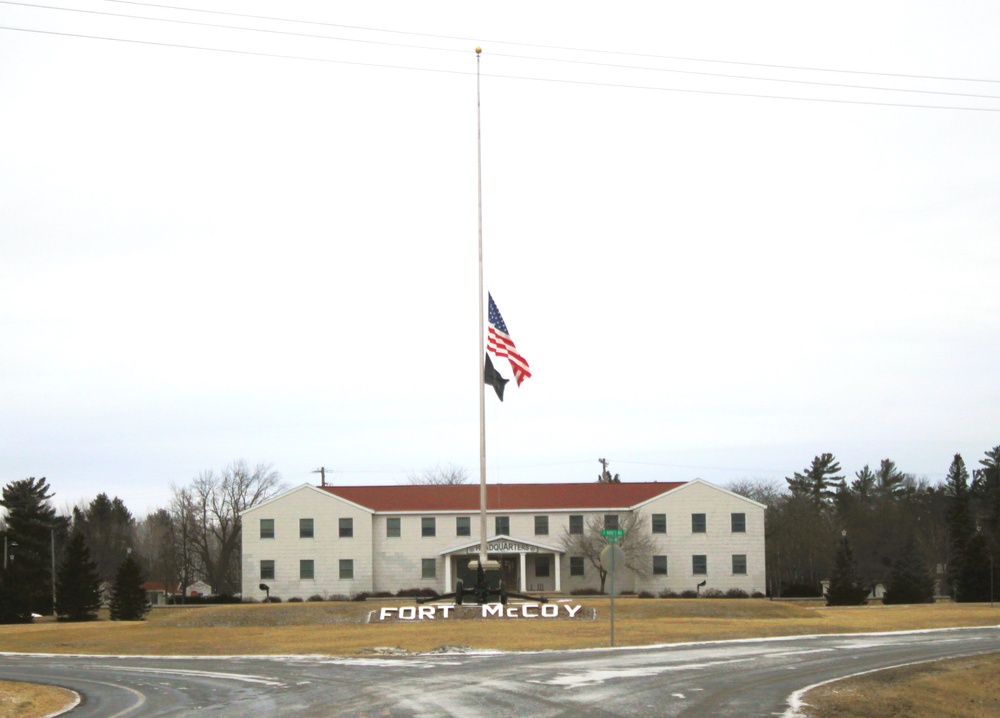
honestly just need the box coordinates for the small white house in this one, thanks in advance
[241,479,766,601]
[141,580,214,605]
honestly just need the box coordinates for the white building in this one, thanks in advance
[240,480,766,601]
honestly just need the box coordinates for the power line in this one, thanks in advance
[6,1,998,101]
[467,68,1000,112]
[0,24,469,73]
[1,0,466,57]
[488,50,1000,101]
[3,24,998,112]
[101,0,1000,85]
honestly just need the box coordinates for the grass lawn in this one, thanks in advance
[1,598,998,717]
[3,598,1000,655]
[799,653,1000,718]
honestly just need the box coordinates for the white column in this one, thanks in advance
[554,552,561,593]
[519,553,527,592]
[444,555,452,592]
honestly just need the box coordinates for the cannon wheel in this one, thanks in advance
[454,579,464,605]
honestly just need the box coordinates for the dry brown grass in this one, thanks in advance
[2,599,999,718]
[0,680,76,717]
[0,599,997,656]
[800,653,1000,718]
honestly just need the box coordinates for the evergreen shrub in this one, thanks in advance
[109,555,151,621]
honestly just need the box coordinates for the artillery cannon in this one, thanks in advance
[416,559,548,605]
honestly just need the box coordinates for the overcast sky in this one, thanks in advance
[3,1,999,517]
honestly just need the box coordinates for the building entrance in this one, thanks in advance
[455,555,519,589]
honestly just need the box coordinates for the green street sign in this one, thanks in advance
[601,529,625,538]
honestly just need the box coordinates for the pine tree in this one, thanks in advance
[1,477,70,615]
[873,459,907,501]
[72,493,135,584]
[787,454,844,508]
[944,454,975,595]
[0,562,34,624]
[55,532,103,622]
[972,445,1000,545]
[956,532,993,603]
[109,554,150,621]
[850,465,876,504]
[825,534,869,606]
[883,536,935,604]
[597,458,621,483]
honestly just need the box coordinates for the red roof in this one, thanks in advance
[319,481,685,512]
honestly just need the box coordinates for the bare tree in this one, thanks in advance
[406,464,469,486]
[134,508,177,601]
[171,460,283,597]
[725,478,786,508]
[560,511,654,593]
[167,486,200,601]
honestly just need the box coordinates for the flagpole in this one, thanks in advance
[476,46,489,568]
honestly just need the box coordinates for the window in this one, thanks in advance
[693,555,707,575]
[570,556,585,577]
[569,515,584,535]
[653,555,668,575]
[260,560,275,580]
[652,514,667,534]
[339,559,354,580]
[260,519,274,539]
[300,559,314,580]
[731,513,746,533]
[422,517,436,537]
[339,518,353,538]
[535,515,549,535]
[732,554,747,575]
[422,558,437,579]
[604,515,620,531]
[495,516,510,535]
[387,517,401,538]
[535,555,550,578]
[456,516,471,536]
[692,513,707,533]
[299,518,314,539]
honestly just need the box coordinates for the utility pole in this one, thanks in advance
[598,458,620,483]
[51,527,57,617]
[312,467,329,488]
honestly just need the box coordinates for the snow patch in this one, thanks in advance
[530,658,754,689]
[92,665,285,686]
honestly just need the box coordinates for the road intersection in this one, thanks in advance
[2,626,999,717]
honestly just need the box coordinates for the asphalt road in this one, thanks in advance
[3,626,1000,717]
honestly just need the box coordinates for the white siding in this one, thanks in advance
[241,480,766,599]
[241,486,374,601]
[637,481,766,595]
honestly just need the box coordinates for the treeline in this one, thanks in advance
[0,460,282,623]
[728,445,1000,601]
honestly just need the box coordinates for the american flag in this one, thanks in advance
[487,293,531,386]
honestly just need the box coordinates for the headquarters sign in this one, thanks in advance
[464,539,538,554]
